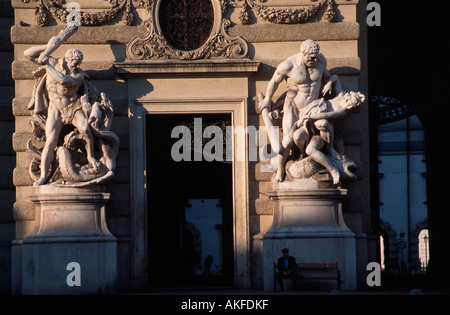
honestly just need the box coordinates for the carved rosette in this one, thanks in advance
[126,0,248,60]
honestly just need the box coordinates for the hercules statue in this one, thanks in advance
[258,39,365,184]
[25,24,119,187]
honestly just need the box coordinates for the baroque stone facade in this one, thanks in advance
[8,0,371,293]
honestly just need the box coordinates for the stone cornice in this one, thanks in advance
[11,21,359,45]
[114,59,261,75]
[12,57,359,80]
[11,25,147,44]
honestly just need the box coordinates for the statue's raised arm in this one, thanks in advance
[24,24,79,65]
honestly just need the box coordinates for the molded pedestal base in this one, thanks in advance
[262,180,357,291]
[21,186,117,295]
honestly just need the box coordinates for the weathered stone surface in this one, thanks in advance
[12,132,37,152]
[255,197,273,215]
[255,163,274,182]
[11,25,146,44]
[13,167,33,187]
[229,22,360,43]
[13,201,35,221]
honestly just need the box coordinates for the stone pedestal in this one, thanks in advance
[22,186,117,295]
[262,179,357,291]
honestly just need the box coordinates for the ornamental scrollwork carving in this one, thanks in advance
[126,0,248,60]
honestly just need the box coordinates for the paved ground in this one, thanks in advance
[129,286,450,295]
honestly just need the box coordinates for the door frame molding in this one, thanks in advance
[129,98,251,289]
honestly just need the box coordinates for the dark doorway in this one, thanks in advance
[146,113,234,288]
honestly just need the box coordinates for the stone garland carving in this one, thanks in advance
[26,0,337,27]
[24,24,120,187]
[126,0,248,60]
[232,0,338,25]
[25,0,150,27]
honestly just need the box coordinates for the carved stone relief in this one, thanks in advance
[232,0,338,25]
[21,0,341,60]
[25,0,338,27]
[24,0,148,27]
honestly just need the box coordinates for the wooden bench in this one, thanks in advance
[274,262,342,291]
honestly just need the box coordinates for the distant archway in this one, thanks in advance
[379,220,399,272]
[413,219,429,272]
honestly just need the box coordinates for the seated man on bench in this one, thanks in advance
[276,248,297,291]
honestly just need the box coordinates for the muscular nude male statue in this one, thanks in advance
[25,39,100,186]
[260,40,343,182]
